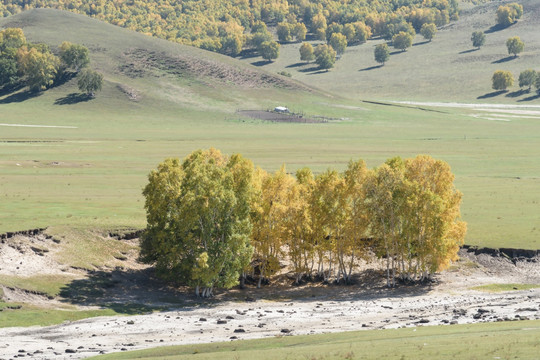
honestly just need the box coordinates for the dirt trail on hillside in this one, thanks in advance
[1,234,540,360]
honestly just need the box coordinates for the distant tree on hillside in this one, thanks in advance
[420,23,437,42]
[535,76,540,93]
[260,41,280,61]
[518,70,537,91]
[329,33,347,56]
[314,44,336,71]
[276,22,292,42]
[299,42,314,62]
[17,46,59,91]
[492,70,514,91]
[0,28,26,50]
[496,3,523,27]
[392,31,413,52]
[77,68,103,97]
[292,23,307,42]
[506,36,524,57]
[471,31,485,49]
[374,43,390,66]
[59,42,90,72]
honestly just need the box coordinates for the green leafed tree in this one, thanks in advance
[506,36,524,57]
[392,31,413,52]
[141,149,254,298]
[260,40,280,61]
[16,46,59,91]
[0,28,26,50]
[420,23,437,42]
[77,68,103,97]
[314,44,336,71]
[518,69,537,91]
[299,42,314,62]
[492,70,514,91]
[329,32,347,56]
[292,23,307,42]
[276,22,292,42]
[59,42,90,72]
[496,3,523,27]
[471,31,485,49]
[374,43,390,65]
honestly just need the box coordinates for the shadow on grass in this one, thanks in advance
[459,48,479,54]
[251,60,272,67]
[298,66,322,73]
[518,93,540,102]
[0,89,42,104]
[54,93,93,105]
[238,49,259,59]
[492,56,516,64]
[505,89,528,98]
[286,62,308,68]
[485,23,513,34]
[0,83,25,97]
[477,90,507,99]
[390,50,406,55]
[359,65,383,72]
[413,40,430,46]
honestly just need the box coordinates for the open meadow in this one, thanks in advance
[1,8,539,249]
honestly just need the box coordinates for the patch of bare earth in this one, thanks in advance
[1,232,539,359]
[119,48,309,90]
[237,110,326,123]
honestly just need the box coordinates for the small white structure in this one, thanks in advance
[274,106,289,113]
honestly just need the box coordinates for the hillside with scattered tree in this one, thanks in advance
[0,0,459,57]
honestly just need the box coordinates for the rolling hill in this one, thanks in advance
[0,7,539,250]
[250,0,540,103]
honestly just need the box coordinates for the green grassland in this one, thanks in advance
[89,320,540,360]
[252,0,540,103]
[0,6,539,251]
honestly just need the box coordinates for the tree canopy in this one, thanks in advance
[492,70,514,91]
[143,150,467,294]
[506,36,524,57]
[518,70,537,91]
[299,42,314,63]
[471,31,485,49]
[141,149,255,298]
[314,44,336,71]
[420,23,437,42]
[0,0,460,57]
[374,43,390,65]
[59,42,90,71]
[77,68,103,96]
[496,3,523,27]
[392,31,413,52]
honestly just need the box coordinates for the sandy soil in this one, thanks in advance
[1,234,539,360]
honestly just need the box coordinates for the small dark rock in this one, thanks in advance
[217,320,227,324]
[230,336,238,340]
[281,328,292,333]
[127,320,135,325]
[199,318,207,322]
[234,328,246,333]
[226,315,235,319]
[65,349,77,353]
[418,319,430,324]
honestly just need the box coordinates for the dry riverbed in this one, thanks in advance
[1,233,539,360]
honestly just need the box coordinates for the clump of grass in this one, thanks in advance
[0,274,78,298]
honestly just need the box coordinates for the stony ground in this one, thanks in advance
[1,233,539,360]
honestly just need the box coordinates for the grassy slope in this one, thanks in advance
[251,0,540,103]
[90,320,540,360]
[0,8,539,249]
